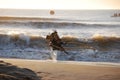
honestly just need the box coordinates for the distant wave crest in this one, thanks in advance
[0,21,119,29]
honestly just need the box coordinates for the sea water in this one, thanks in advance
[0,9,120,62]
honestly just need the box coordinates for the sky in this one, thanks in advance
[0,0,120,9]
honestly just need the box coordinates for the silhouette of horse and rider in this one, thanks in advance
[46,30,68,55]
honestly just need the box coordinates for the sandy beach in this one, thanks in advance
[0,58,120,80]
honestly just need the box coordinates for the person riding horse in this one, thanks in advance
[46,30,68,55]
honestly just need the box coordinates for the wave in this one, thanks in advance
[0,33,120,51]
[0,21,120,29]
[0,33,120,62]
[0,34,47,49]
[62,36,120,51]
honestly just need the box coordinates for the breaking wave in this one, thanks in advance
[0,33,120,51]
[0,33,120,62]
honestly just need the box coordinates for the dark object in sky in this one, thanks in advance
[50,10,55,15]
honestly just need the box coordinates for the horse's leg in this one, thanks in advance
[59,46,69,55]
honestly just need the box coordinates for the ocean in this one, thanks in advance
[0,9,120,62]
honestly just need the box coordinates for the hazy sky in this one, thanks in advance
[0,0,120,9]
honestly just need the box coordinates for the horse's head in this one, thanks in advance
[46,35,51,41]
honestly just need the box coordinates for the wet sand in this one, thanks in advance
[0,58,120,80]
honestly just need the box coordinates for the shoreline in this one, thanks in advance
[0,58,120,67]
